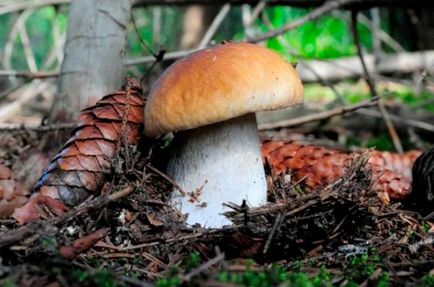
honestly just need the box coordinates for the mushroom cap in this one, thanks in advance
[144,43,304,137]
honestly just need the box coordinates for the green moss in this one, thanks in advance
[215,264,333,287]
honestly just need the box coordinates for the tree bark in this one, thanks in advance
[50,0,133,122]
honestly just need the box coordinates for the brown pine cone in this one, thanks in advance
[262,140,421,200]
[368,150,421,200]
[13,78,145,224]
[369,150,422,179]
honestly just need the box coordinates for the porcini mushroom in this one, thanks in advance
[144,43,303,228]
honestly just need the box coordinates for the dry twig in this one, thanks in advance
[145,164,186,196]
[197,4,232,49]
[183,253,225,282]
[258,97,378,130]
[0,70,59,79]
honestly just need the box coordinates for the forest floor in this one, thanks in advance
[1,124,434,287]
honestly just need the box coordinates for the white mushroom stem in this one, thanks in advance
[167,113,267,228]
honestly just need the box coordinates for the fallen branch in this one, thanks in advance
[124,48,197,66]
[356,108,434,133]
[0,70,59,79]
[0,186,133,249]
[296,50,434,83]
[350,10,403,153]
[258,97,378,130]
[9,50,434,83]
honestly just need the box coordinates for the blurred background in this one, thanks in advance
[0,0,433,151]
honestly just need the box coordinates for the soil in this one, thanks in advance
[0,128,434,287]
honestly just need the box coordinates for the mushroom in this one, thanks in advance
[144,43,303,228]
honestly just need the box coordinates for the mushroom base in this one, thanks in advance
[167,113,267,228]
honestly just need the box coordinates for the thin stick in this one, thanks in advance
[357,12,404,53]
[183,253,225,281]
[120,228,236,251]
[0,70,59,78]
[249,0,267,25]
[0,0,70,16]
[248,0,360,43]
[12,50,434,80]
[242,0,267,39]
[263,213,282,254]
[258,97,378,130]
[356,108,434,133]
[145,164,186,196]
[129,48,196,66]
[197,4,231,49]
[350,10,403,154]
[18,22,38,73]
[3,9,34,84]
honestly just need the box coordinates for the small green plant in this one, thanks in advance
[216,264,333,287]
[155,277,182,287]
[376,272,390,287]
[422,222,431,234]
[155,263,183,287]
[407,230,415,241]
[344,251,382,283]
[184,252,201,271]
[293,185,305,194]
[70,268,119,287]
[421,274,434,287]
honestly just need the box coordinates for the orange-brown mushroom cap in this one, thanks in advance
[144,43,304,137]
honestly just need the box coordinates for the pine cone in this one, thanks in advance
[262,140,421,200]
[13,78,145,224]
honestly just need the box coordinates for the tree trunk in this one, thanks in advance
[14,0,134,191]
[50,0,133,122]
[179,5,219,49]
